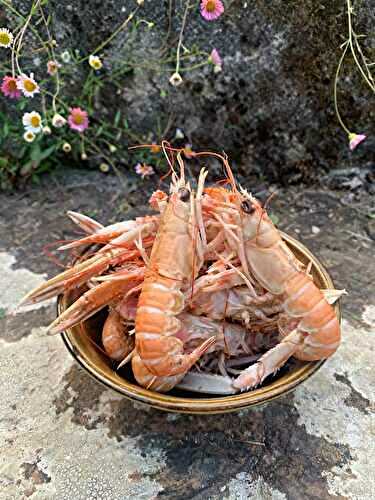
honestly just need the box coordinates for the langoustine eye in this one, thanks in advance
[178,188,190,202]
[241,200,255,214]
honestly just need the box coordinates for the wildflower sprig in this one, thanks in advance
[334,0,373,150]
[169,0,192,87]
[0,0,226,188]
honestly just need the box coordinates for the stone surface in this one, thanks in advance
[2,1,374,185]
[0,170,374,499]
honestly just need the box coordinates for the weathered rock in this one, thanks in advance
[0,170,374,499]
[2,0,374,186]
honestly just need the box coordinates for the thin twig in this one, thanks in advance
[346,0,375,92]
[77,7,139,63]
[174,0,191,76]
[333,41,351,135]
[39,3,60,113]
[15,0,42,75]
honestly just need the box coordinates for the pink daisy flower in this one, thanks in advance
[135,163,154,178]
[348,133,367,151]
[200,0,224,21]
[47,60,61,76]
[1,76,21,99]
[210,48,222,67]
[68,107,89,132]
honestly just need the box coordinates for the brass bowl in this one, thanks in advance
[59,233,341,414]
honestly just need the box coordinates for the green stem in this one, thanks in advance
[353,31,375,87]
[346,0,375,93]
[38,3,60,113]
[14,0,42,75]
[0,0,46,45]
[175,0,191,75]
[179,61,210,72]
[84,136,128,189]
[77,7,139,63]
[333,41,351,135]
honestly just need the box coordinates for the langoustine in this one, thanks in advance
[204,158,341,391]
[21,146,343,395]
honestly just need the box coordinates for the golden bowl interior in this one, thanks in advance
[59,233,341,414]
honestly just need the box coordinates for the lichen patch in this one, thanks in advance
[223,472,287,500]
[362,305,375,328]
[0,327,165,499]
[294,318,375,499]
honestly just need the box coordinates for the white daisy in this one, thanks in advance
[62,142,72,153]
[61,50,71,63]
[0,28,14,48]
[23,131,36,143]
[52,113,67,128]
[22,111,43,133]
[169,72,183,87]
[17,73,40,98]
[89,55,103,70]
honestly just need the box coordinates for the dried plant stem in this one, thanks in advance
[38,3,60,113]
[334,41,351,135]
[174,0,191,76]
[346,0,375,93]
[353,33,375,88]
[334,0,374,135]
[77,7,139,63]
[14,0,42,75]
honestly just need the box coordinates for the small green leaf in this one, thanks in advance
[0,157,8,168]
[3,122,9,137]
[18,100,27,111]
[114,110,121,127]
[38,145,56,161]
[30,145,42,162]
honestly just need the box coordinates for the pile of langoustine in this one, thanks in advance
[21,148,344,394]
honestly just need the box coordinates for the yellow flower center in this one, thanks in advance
[206,0,216,12]
[0,32,11,46]
[73,114,84,125]
[31,116,41,128]
[8,79,17,91]
[24,79,37,92]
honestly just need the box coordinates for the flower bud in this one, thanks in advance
[99,163,110,173]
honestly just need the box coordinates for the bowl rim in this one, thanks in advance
[59,232,341,414]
